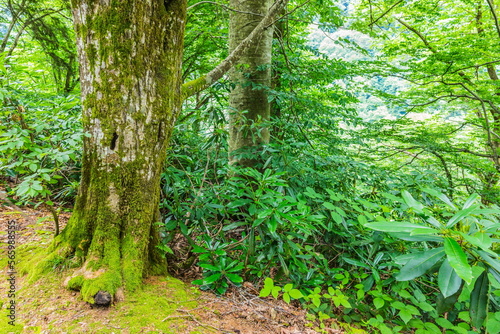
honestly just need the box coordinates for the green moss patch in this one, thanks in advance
[1,268,208,333]
[0,237,209,333]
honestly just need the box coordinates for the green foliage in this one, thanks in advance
[160,161,328,291]
[0,94,83,205]
[0,0,82,210]
[0,0,78,94]
[259,277,303,304]
[191,241,244,294]
[361,189,500,331]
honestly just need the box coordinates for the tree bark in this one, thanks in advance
[228,0,274,166]
[38,0,186,304]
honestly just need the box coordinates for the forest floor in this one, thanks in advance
[0,202,351,334]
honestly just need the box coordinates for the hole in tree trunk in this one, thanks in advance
[163,0,170,11]
[110,132,118,150]
[157,123,162,141]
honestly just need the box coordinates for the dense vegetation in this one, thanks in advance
[1,0,500,333]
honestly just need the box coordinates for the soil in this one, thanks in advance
[0,202,348,334]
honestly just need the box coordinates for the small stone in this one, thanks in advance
[94,291,112,306]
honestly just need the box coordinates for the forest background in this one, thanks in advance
[1,0,500,333]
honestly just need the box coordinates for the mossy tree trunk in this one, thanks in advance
[41,0,186,304]
[228,0,275,166]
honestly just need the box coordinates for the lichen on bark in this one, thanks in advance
[228,0,275,167]
[32,0,187,305]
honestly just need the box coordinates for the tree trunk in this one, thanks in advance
[39,0,186,304]
[476,4,500,203]
[228,0,274,166]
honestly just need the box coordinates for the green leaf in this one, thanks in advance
[226,273,243,284]
[373,297,384,309]
[443,237,472,284]
[436,290,461,315]
[199,263,220,271]
[422,188,457,210]
[330,211,343,224]
[305,187,321,199]
[222,221,247,231]
[283,292,291,304]
[486,313,500,333]
[438,259,463,298]
[340,297,352,308]
[192,279,204,285]
[446,206,478,228]
[422,322,440,333]
[416,301,434,312]
[470,270,488,329]
[260,288,271,298]
[477,250,500,273]
[227,199,251,208]
[288,289,303,299]
[257,208,274,219]
[365,221,439,233]
[398,309,413,324]
[396,247,445,281]
[461,233,494,254]
[489,268,500,286]
[31,181,43,191]
[426,216,442,229]
[271,286,281,299]
[311,295,321,308]
[401,190,424,213]
[263,277,274,289]
[390,232,443,242]
[357,214,368,225]
[343,257,370,269]
[435,317,454,329]
[462,193,480,209]
[398,289,412,299]
[391,301,405,310]
[322,202,336,210]
[267,217,278,234]
[203,273,222,284]
[253,218,265,227]
[260,279,274,297]
[192,245,207,253]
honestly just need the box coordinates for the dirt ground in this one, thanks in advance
[0,202,347,334]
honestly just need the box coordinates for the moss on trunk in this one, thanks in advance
[32,0,187,304]
[228,0,275,167]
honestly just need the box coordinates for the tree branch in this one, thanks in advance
[181,0,288,100]
[396,18,437,54]
[6,9,63,57]
[449,60,500,75]
[369,0,403,27]
[486,0,500,41]
[187,1,263,16]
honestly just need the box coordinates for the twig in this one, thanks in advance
[369,0,403,27]
[163,308,229,333]
[187,1,262,16]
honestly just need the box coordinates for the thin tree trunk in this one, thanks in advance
[228,0,274,166]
